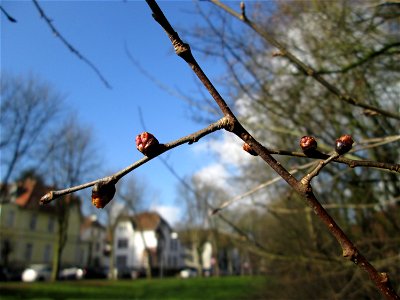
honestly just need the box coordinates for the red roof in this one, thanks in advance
[13,177,79,213]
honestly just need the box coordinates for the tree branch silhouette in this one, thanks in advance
[32,0,112,89]
[0,6,17,23]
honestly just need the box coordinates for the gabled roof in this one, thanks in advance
[81,215,105,232]
[14,178,56,212]
[133,212,163,231]
[9,177,80,213]
[117,211,171,231]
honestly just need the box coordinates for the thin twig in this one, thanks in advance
[266,148,400,173]
[300,153,340,186]
[32,0,112,89]
[212,161,317,215]
[0,6,17,22]
[40,117,229,204]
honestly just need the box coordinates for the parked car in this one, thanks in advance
[84,267,109,279]
[22,265,84,282]
[59,267,85,280]
[0,266,10,281]
[179,267,198,278]
[22,264,51,282]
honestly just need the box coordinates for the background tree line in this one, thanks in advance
[1,73,101,280]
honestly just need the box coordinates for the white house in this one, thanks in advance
[113,212,184,278]
[80,215,109,269]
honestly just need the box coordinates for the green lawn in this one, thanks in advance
[0,276,267,300]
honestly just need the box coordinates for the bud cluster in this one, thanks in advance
[299,134,354,155]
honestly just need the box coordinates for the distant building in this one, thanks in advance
[178,229,245,276]
[0,177,83,273]
[113,212,184,278]
[80,215,109,268]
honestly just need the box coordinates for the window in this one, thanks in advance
[6,210,15,227]
[117,239,128,249]
[29,214,37,231]
[172,256,177,267]
[43,244,52,263]
[170,239,177,251]
[25,243,33,261]
[118,225,127,233]
[47,216,55,233]
[116,255,127,268]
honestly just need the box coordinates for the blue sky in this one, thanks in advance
[1,1,231,224]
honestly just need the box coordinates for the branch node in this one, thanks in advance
[240,2,247,21]
[342,246,358,263]
[40,191,54,205]
[380,272,389,284]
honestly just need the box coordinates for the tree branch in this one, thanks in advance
[0,5,17,23]
[32,0,112,89]
[40,117,229,204]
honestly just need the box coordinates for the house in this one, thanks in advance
[80,215,109,269]
[178,228,245,276]
[113,212,184,278]
[0,177,84,274]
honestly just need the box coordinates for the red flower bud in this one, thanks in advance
[335,134,354,155]
[300,136,318,154]
[136,132,160,156]
[91,181,116,209]
[243,143,258,156]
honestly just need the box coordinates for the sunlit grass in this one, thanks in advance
[0,276,267,300]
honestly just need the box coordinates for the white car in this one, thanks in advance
[22,265,84,282]
[59,267,85,280]
[22,264,52,282]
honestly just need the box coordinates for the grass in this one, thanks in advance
[0,276,267,300]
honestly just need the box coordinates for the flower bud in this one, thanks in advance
[91,181,116,209]
[335,134,354,155]
[136,132,160,156]
[243,143,258,156]
[300,136,317,154]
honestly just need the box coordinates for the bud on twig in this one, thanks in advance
[243,143,258,156]
[272,51,284,57]
[91,180,116,209]
[335,134,354,155]
[136,132,160,156]
[240,2,246,20]
[300,136,318,154]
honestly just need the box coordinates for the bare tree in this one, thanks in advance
[0,73,62,192]
[44,117,99,281]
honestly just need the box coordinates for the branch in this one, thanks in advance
[40,117,229,204]
[0,6,17,23]
[209,0,400,121]
[32,0,112,89]
[266,148,400,173]
[212,161,316,214]
[315,41,400,75]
